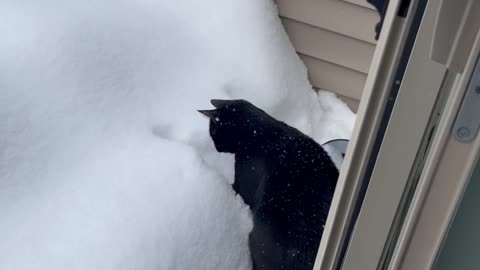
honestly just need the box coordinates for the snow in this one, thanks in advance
[0,0,355,270]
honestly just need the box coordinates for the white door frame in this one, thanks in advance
[315,0,480,269]
[315,0,423,268]
[388,27,480,270]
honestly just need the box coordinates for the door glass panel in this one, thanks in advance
[433,155,480,270]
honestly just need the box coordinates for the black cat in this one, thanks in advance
[199,99,339,270]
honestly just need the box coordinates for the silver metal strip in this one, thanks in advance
[452,55,480,143]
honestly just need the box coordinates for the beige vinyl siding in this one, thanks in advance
[336,94,361,112]
[299,54,366,100]
[282,18,375,73]
[276,0,379,112]
[342,0,376,10]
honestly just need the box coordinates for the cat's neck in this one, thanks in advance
[234,123,291,154]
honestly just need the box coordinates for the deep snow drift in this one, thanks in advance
[0,0,355,269]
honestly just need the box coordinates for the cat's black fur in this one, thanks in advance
[199,99,339,270]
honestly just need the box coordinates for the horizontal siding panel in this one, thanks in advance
[276,0,378,44]
[342,0,376,10]
[337,93,360,112]
[282,18,375,73]
[300,54,366,100]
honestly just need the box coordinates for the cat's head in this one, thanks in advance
[198,99,267,153]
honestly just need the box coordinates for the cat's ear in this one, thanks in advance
[210,99,231,108]
[197,109,218,119]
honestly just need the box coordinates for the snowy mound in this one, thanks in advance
[0,0,354,269]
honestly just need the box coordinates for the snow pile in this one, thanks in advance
[0,0,355,269]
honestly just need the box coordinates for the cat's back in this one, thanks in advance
[263,123,338,183]
[251,129,338,269]
[256,124,338,218]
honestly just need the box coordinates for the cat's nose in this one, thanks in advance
[197,109,217,119]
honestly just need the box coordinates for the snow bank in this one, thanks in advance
[0,0,354,269]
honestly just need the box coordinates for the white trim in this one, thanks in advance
[314,0,411,268]
[341,1,451,269]
[388,26,480,270]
